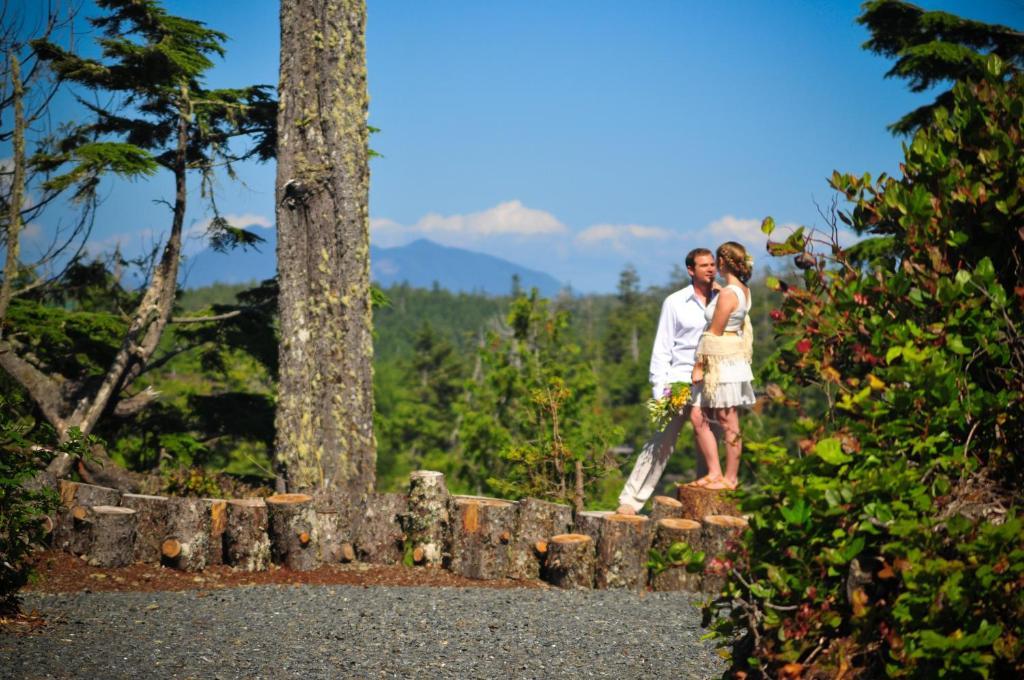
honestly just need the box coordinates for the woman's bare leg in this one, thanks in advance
[690,405,723,480]
[717,407,741,485]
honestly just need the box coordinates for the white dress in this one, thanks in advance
[690,284,756,408]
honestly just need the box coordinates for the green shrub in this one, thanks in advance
[707,62,1023,678]
[0,396,63,615]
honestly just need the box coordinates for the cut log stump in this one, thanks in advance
[355,492,407,565]
[311,490,356,565]
[266,493,320,571]
[676,484,739,521]
[224,498,270,571]
[160,497,211,572]
[53,481,121,555]
[402,470,451,567]
[595,514,651,590]
[506,497,573,580]
[448,496,516,580]
[650,518,704,592]
[701,514,749,594]
[87,506,136,568]
[204,499,228,566]
[573,510,612,543]
[650,495,685,523]
[120,493,173,564]
[542,533,596,589]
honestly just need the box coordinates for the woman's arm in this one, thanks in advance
[707,288,738,335]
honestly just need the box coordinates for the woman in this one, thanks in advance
[687,241,755,490]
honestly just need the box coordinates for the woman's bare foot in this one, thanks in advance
[702,478,738,491]
[616,504,638,515]
[685,475,723,488]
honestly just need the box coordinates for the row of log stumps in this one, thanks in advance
[44,472,749,593]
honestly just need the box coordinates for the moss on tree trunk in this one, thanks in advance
[274,0,375,496]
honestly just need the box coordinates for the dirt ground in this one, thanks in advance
[21,549,546,595]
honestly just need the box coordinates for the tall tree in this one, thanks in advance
[6,0,275,482]
[859,0,1024,134]
[275,0,375,495]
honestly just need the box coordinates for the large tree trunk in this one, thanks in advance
[274,0,374,495]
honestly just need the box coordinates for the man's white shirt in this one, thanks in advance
[648,284,711,399]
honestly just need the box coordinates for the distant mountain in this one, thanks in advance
[369,239,563,296]
[182,232,564,297]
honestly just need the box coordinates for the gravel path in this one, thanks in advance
[4,586,727,679]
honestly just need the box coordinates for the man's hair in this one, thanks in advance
[685,248,713,268]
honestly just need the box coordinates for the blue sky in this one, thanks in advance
[20,0,1024,293]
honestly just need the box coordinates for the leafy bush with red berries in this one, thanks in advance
[706,60,1023,678]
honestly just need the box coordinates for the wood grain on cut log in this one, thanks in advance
[595,514,652,590]
[266,493,320,571]
[573,510,612,543]
[224,498,270,572]
[507,497,573,580]
[160,497,211,572]
[87,506,136,567]
[701,514,749,594]
[52,480,121,555]
[650,518,704,592]
[448,496,516,580]
[204,499,228,566]
[542,533,596,589]
[650,495,685,523]
[676,484,739,521]
[120,493,172,563]
[355,492,407,565]
[403,470,451,567]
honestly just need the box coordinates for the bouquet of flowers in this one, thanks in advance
[646,382,691,430]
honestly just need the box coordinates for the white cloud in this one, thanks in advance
[704,215,766,247]
[574,223,675,254]
[414,200,566,237]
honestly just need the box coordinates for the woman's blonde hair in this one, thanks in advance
[717,241,752,282]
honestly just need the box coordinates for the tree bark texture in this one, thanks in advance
[573,510,612,543]
[119,493,172,564]
[506,497,573,580]
[87,506,136,567]
[0,52,25,329]
[274,0,375,495]
[402,470,451,567]
[311,489,357,564]
[448,496,516,580]
[676,485,739,521]
[160,497,211,572]
[354,492,407,564]
[701,514,748,594]
[52,481,121,555]
[266,493,321,571]
[650,518,703,592]
[542,533,595,590]
[224,498,271,572]
[595,514,651,591]
[650,495,685,523]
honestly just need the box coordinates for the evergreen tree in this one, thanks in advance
[457,290,623,510]
[1,0,275,485]
[859,0,1024,134]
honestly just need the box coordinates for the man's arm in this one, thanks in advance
[648,296,675,399]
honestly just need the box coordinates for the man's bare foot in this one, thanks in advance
[616,505,637,515]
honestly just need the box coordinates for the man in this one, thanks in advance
[616,247,718,515]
